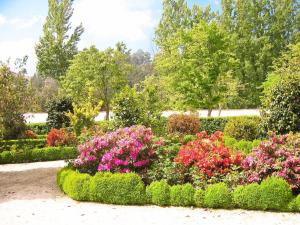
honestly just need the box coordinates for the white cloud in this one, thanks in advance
[72,0,157,49]
[0,38,37,75]
[9,16,43,29]
[0,15,6,26]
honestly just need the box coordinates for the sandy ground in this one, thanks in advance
[0,161,299,225]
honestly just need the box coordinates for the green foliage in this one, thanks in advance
[89,172,146,205]
[261,44,300,134]
[223,136,261,155]
[0,147,76,164]
[170,183,195,207]
[224,117,260,141]
[167,114,200,135]
[259,176,293,210]
[232,183,262,210]
[112,86,146,127]
[47,97,73,129]
[288,195,300,212]
[204,183,232,209]
[62,44,130,120]
[194,189,205,207]
[199,117,229,133]
[63,171,91,201]
[66,93,102,136]
[27,123,49,135]
[0,64,30,140]
[146,180,170,206]
[0,139,46,152]
[35,0,84,79]
[57,168,73,190]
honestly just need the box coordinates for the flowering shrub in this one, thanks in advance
[175,131,242,176]
[74,126,161,175]
[242,133,300,189]
[24,130,39,139]
[46,128,77,147]
[175,131,243,188]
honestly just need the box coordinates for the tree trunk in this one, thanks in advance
[105,103,110,120]
[207,108,213,117]
[218,106,222,116]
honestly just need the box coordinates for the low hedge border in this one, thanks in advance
[0,139,46,152]
[58,169,299,212]
[0,147,77,164]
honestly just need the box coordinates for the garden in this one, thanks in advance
[0,0,300,221]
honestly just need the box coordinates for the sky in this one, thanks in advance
[0,0,221,75]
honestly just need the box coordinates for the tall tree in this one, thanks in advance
[62,43,131,120]
[221,0,300,107]
[35,0,84,79]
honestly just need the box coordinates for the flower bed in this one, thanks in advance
[0,147,77,164]
[57,168,300,212]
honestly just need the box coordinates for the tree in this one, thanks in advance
[156,21,238,116]
[35,0,84,79]
[0,63,30,139]
[62,44,131,120]
[220,0,300,107]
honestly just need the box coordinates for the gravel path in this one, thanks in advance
[0,161,299,225]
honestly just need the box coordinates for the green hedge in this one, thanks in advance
[0,139,46,152]
[27,123,49,135]
[0,147,76,164]
[223,136,261,155]
[58,170,299,212]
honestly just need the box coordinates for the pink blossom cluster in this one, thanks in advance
[74,126,160,174]
[242,133,300,189]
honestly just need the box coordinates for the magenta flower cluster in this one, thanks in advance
[74,126,161,174]
[242,133,300,189]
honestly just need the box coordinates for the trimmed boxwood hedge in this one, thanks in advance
[58,169,299,212]
[0,147,76,164]
[0,139,46,152]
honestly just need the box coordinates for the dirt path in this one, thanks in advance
[0,161,299,225]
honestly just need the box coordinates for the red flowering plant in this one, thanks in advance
[73,126,163,176]
[46,128,77,147]
[242,132,300,190]
[24,130,39,139]
[175,131,244,188]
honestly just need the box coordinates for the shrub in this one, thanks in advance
[224,117,260,141]
[24,130,39,139]
[46,128,77,147]
[46,97,73,129]
[259,176,292,210]
[167,114,200,135]
[194,189,205,207]
[232,183,262,210]
[27,123,49,135]
[204,183,232,208]
[63,172,91,201]
[89,172,146,205]
[146,180,170,206]
[170,183,195,207]
[112,87,146,128]
[57,168,73,190]
[242,133,300,190]
[223,136,261,155]
[74,126,161,175]
[199,117,229,133]
[288,195,300,212]
[0,139,46,151]
[175,131,243,187]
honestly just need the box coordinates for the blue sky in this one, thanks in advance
[0,0,221,75]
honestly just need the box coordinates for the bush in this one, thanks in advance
[24,130,39,139]
[46,97,73,129]
[63,171,91,201]
[46,128,77,147]
[167,114,199,135]
[27,123,49,135]
[232,183,262,210]
[0,139,46,151]
[199,117,229,133]
[0,147,76,164]
[74,126,160,175]
[223,136,261,155]
[204,183,232,208]
[170,183,195,206]
[224,117,260,141]
[194,189,205,207]
[146,180,170,206]
[288,195,300,212]
[175,131,243,187]
[242,133,300,189]
[89,172,146,205]
[112,87,146,128]
[259,176,292,210]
